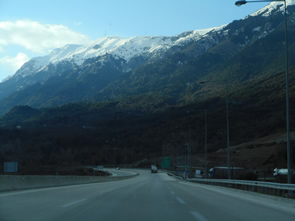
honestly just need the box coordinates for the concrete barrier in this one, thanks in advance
[0,173,138,192]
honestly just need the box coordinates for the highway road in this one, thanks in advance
[1,169,294,221]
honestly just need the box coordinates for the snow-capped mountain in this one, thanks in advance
[250,0,295,17]
[1,2,295,115]
[0,24,226,103]
[14,27,219,79]
[13,0,295,82]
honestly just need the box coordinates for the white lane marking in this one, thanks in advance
[62,199,87,208]
[170,191,175,195]
[175,197,186,204]
[190,211,208,221]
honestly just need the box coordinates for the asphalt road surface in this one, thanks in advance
[1,169,295,221]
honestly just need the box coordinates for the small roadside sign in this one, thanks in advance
[4,162,18,173]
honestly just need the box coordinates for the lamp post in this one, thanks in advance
[200,81,231,179]
[204,110,208,178]
[235,0,284,6]
[235,0,292,184]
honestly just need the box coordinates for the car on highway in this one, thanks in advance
[151,165,158,173]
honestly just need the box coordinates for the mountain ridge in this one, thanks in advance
[10,28,218,80]
[4,1,294,84]
[0,3,295,115]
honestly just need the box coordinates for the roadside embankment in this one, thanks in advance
[0,172,138,192]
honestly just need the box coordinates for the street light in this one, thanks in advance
[200,81,231,179]
[235,0,292,184]
[235,0,284,6]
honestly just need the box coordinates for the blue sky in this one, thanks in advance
[0,0,271,82]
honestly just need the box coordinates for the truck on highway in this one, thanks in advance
[151,165,158,173]
[273,168,288,176]
[273,168,295,182]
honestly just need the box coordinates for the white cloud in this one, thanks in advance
[0,20,90,54]
[0,52,30,81]
[0,20,91,81]
[0,52,30,72]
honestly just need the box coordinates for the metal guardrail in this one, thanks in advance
[168,172,295,199]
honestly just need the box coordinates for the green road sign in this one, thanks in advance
[161,157,170,169]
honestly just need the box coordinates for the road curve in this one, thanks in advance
[105,168,138,177]
[1,169,294,221]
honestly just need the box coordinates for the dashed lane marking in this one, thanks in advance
[62,199,87,208]
[175,197,186,204]
[190,211,208,221]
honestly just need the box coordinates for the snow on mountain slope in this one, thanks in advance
[250,0,295,17]
[15,44,82,78]
[42,28,217,65]
[67,36,173,65]
[13,27,221,80]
